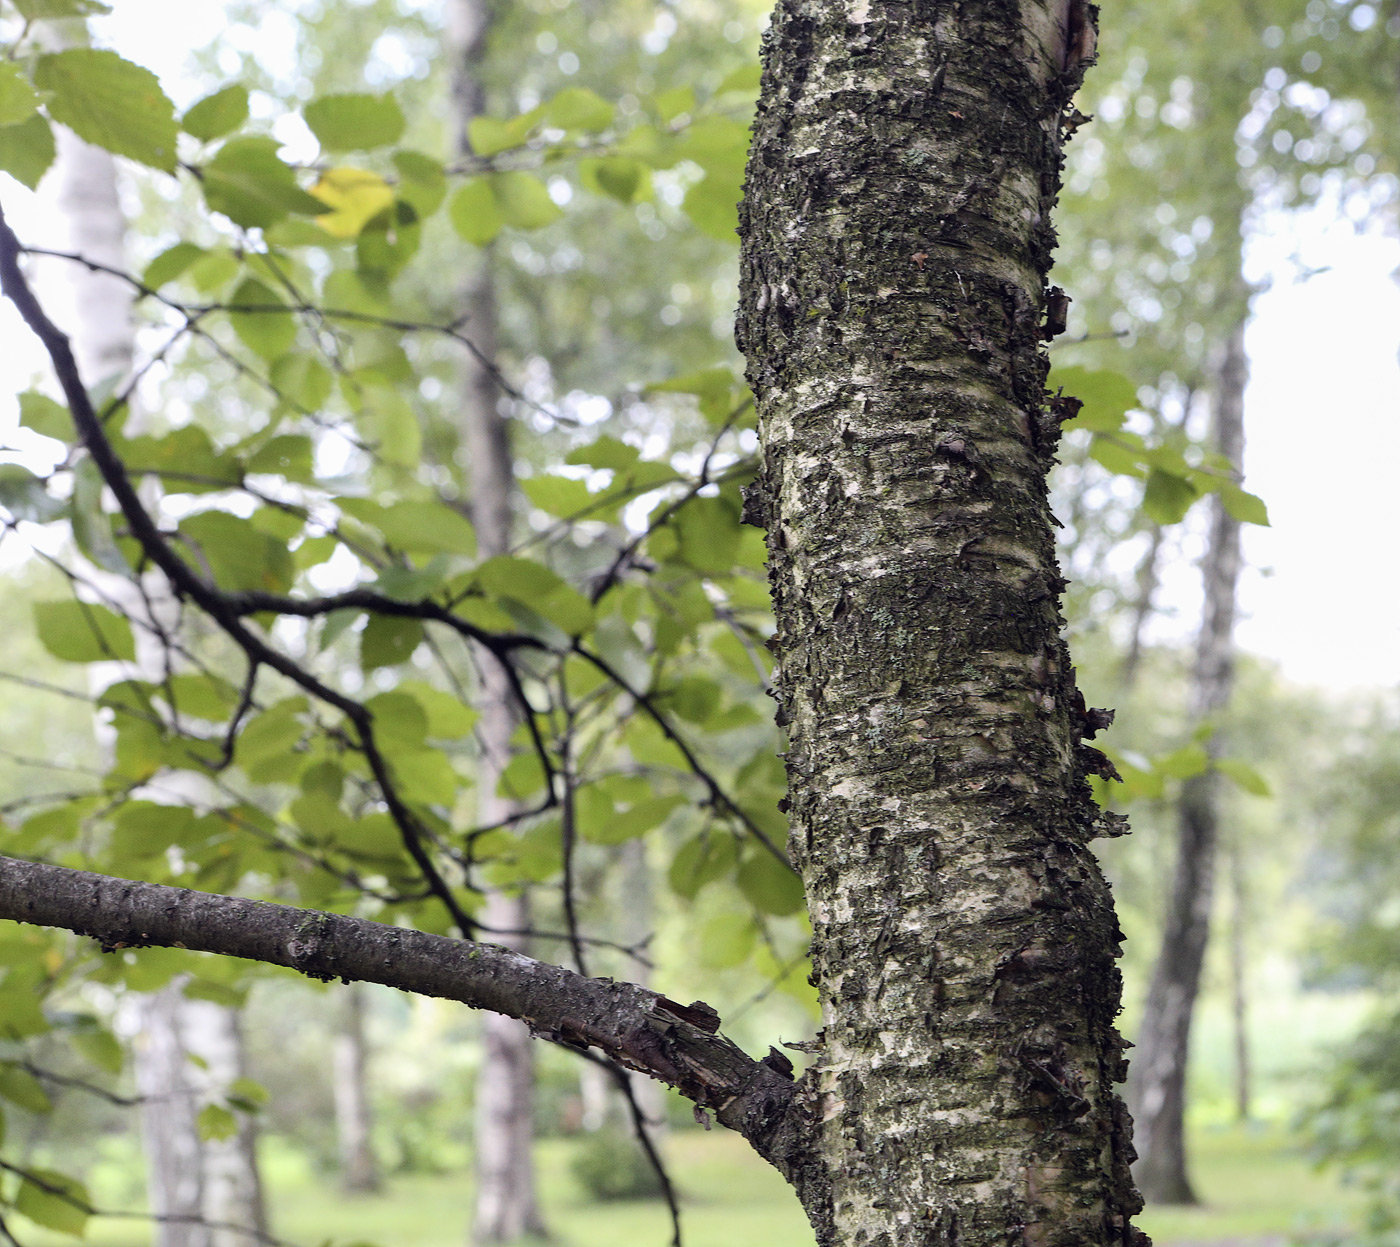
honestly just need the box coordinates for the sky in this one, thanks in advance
[1,0,1397,697]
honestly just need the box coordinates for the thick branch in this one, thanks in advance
[0,855,806,1176]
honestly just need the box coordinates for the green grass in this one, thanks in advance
[1136,1123,1367,1245]
[19,1123,1370,1247]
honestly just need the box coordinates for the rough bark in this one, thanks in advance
[737,2,1142,1244]
[445,0,547,1240]
[1128,319,1247,1205]
[333,983,383,1194]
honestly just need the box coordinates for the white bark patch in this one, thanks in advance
[848,0,872,24]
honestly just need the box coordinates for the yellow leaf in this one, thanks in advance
[310,167,394,239]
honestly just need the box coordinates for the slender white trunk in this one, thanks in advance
[49,64,267,1247]
[445,2,546,1240]
[133,988,209,1247]
[184,1001,269,1247]
[333,983,382,1193]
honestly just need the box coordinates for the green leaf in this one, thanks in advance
[580,793,684,846]
[396,681,478,739]
[1141,468,1198,526]
[1217,482,1269,527]
[179,511,293,595]
[448,179,504,246]
[492,171,563,231]
[361,615,424,671]
[566,436,641,471]
[202,136,328,230]
[17,391,68,441]
[393,150,447,218]
[34,600,135,663]
[182,85,249,142]
[466,109,543,157]
[0,465,63,523]
[163,673,239,721]
[245,433,313,482]
[35,49,177,172]
[521,474,594,518]
[0,1063,52,1113]
[304,93,405,152]
[1087,434,1146,479]
[354,384,422,468]
[12,0,110,15]
[737,850,805,916]
[1158,743,1210,780]
[15,1167,89,1237]
[228,278,297,359]
[143,242,206,290]
[1217,758,1271,797]
[0,112,56,189]
[682,172,740,242]
[1052,366,1138,433]
[71,1027,123,1074]
[669,831,738,899]
[543,87,614,131]
[269,353,333,412]
[197,1103,239,1142]
[578,156,650,204]
[676,495,741,575]
[338,498,476,557]
[0,63,41,127]
[476,556,594,635]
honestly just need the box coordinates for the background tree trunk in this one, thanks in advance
[445,2,547,1241]
[333,983,382,1194]
[49,63,268,1247]
[737,2,1143,1243]
[184,1001,270,1247]
[133,987,209,1247]
[1129,317,1248,1204]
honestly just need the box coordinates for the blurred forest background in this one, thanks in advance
[0,0,1398,1245]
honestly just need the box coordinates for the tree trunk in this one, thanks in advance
[49,104,268,1247]
[184,1001,270,1247]
[333,983,382,1194]
[737,3,1143,1243]
[133,987,209,1247]
[445,2,547,1241]
[1227,839,1250,1123]
[1128,318,1247,1205]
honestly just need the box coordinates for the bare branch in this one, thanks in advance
[0,855,806,1177]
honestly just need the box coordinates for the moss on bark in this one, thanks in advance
[737,2,1145,1243]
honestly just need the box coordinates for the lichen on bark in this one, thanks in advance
[736,1,1144,1243]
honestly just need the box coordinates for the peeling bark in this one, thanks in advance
[1129,318,1247,1206]
[737,1,1141,1243]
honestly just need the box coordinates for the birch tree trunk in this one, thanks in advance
[1128,318,1248,1205]
[737,1,1144,1242]
[333,983,382,1194]
[132,987,209,1247]
[50,77,268,1247]
[184,1002,270,1247]
[446,2,547,1240]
